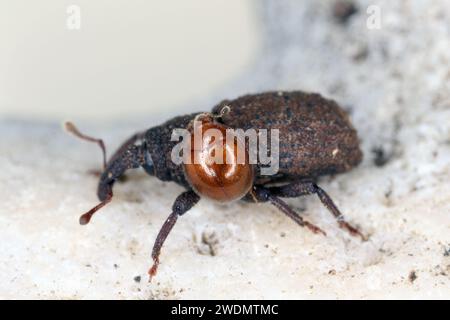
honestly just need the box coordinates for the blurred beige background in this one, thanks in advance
[0,0,260,121]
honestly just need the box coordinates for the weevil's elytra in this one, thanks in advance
[212,91,362,182]
[66,90,366,281]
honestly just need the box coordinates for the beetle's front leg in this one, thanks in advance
[149,190,200,282]
[266,181,367,241]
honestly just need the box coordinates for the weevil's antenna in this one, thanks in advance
[192,105,231,126]
[64,121,107,170]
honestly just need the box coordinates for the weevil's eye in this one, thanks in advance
[183,118,254,202]
[142,148,154,175]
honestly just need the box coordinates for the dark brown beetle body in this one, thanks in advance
[67,90,365,281]
[136,91,361,194]
[213,91,362,183]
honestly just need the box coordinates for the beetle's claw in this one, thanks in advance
[339,221,368,241]
[148,259,159,282]
[304,221,327,237]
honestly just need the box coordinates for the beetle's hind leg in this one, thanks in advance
[148,190,200,282]
[266,181,367,241]
[252,186,326,236]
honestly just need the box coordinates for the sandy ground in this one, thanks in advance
[0,0,449,299]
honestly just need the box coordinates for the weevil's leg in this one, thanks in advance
[65,122,108,170]
[268,181,367,241]
[148,190,200,282]
[270,195,327,236]
[253,186,326,236]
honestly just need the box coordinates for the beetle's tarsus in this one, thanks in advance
[304,221,327,236]
[314,184,367,241]
[338,221,368,241]
[148,258,159,283]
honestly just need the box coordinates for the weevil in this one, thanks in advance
[66,91,366,280]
